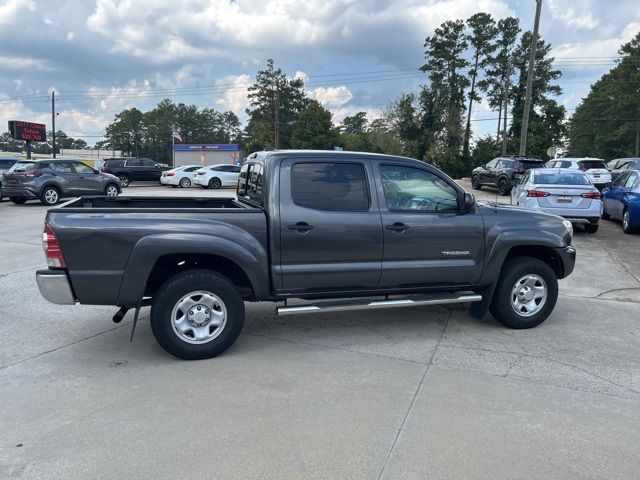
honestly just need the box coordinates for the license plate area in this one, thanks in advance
[557,196,572,203]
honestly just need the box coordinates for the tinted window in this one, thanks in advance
[237,163,249,195]
[518,160,545,170]
[291,162,369,212]
[380,165,458,213]
[73,162,94,173]
[107,160,125,167]
[485,159,498,169]
[248,163,263,204]
[51,162,73,173]
[624,173,638,188]
[231,166,241,173]
[578,160,606,170]
[184,166,198,172]
[126,159,141,167]
[613,172,629,187]
[534,172,590,185]
[141,158,156,167]
[0,159,16,169]
[500,160,516,169]
[11,162,38,172]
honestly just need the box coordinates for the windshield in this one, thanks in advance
[535,172,591,185]
[578,160,606,170]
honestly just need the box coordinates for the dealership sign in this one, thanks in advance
[8,120,47,142]
[173,144,239,151]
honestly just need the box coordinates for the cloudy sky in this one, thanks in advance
[0,0,638,145]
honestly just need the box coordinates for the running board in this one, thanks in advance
[276,293,482,316]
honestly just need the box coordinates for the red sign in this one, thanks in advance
[8,120,47,142]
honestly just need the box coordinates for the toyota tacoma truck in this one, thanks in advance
[36,150,576,360]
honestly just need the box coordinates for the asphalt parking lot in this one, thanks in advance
[1,183,639,479]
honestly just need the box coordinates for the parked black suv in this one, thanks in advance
[101,157,168,187]
[471,156,546,195]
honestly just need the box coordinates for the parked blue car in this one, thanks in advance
[601,169,640,233]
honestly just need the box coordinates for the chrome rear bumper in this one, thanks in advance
[36,269,76,305]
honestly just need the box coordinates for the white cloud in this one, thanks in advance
[0,56,55,71]
[214,74,252,118]
[548,0,600,30]
[66,31,75,41]
[331,106,383,124]
[552,21,640,61]
[0,0,35,25]
[43,14,53,25]
[309,85,353,107]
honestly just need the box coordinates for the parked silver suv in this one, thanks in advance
[1,159,121,205]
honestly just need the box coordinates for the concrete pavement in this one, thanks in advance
[1,183,639,479]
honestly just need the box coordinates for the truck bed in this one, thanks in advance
[60,195,253,211]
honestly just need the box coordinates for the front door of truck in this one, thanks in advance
[373,162,485,288]
[278,158,383,292]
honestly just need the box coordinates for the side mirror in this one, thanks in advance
[463,192,476,211]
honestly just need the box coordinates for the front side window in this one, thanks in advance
[73,162,93,173]
[51,162,73,173]
[613,172,629,187]
[624,173,638,188]
[485,159,498,169]
[380,165,458,213]
[141,159,156,167]
[291,162,369,212]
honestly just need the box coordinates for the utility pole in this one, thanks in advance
[274,79,280,149]
[51,91,57,158]
[519,0,542,156]
[501,58,512,156]
[635,115,639,156]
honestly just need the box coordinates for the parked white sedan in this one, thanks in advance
[160,165,201,188]
[193,164,241,189]
[511,168,602,233]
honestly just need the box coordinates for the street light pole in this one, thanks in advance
[51,91,57,158]
[519,0,543,156]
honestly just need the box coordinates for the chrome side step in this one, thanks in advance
[276,293,482,316]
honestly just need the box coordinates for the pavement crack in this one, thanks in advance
[0,316,148,370]
[376,309,452,480]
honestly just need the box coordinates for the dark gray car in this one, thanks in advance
[1,159,121,205]
[0,156,20,201]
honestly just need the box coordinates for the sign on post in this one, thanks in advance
[8,121,47,142]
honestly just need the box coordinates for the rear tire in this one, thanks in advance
[622,208,636,234]
[497,178,510,196]
[179,177,191,188]
[584,224,599,234]
[471,175,481,190]
[209,177,222,189]
[40,186,60,205]
[150,270,245,360]
[10,196,27,204]
[118,175,130,187]
[490,256,558,329]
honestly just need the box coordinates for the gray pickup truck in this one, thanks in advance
[36,150,576,359]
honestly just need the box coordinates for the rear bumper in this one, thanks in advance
[0,186,39,198]
[36,269,76,305]
[556,245,576,279]
[160,177,179,185]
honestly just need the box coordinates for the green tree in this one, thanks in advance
[471,135,500,166]
[568,32,640,157]
[341,112,368,134]
[463,12,497,158]
[479,17,521,141]
[508,31,564,158]
[290,100,337,149]
[244,59,308,152]
[106,107,145,157]
[421,20,470,176]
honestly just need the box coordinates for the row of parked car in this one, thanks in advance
[471,156,640,234]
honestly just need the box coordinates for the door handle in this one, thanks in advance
[386,222,410,232]
[287,222,315,232]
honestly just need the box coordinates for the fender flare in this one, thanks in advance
[116,233,269,307]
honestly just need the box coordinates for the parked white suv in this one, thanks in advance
[193,164,241,189]
[545,158,611,190]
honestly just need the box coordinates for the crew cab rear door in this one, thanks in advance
[278,158,383,292]
[373,161,484,288]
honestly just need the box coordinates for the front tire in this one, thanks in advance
[471,175,481,190]
[10,196,27,204]
[490,256,558,329]
[622,208,636,234]
[105,183,119,197]
[497,178,510,196]
[40,186,60,205]
[209,177,222,189]
[150,270,245,360]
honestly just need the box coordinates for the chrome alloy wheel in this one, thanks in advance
[44,188,59,204]
[106,185,119,196]
[511,274,547,317]
[623,210,630,230]
[171,290,227,344]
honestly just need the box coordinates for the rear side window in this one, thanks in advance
[126,159,141,167]
[625,173,638,188]
[51,162,73,173]
[107,160,125,167]
[499,160,515,169]
[291,162,369,212]
[141,159,156,166]
[578,160,606,170]
[237,163,264,206]
[11,162,38,172]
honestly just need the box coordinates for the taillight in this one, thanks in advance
[167,172,175,176]
[42,223,67,268]
[24,169,42,178]
[526,190,550,197]
[581,191,601,199]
